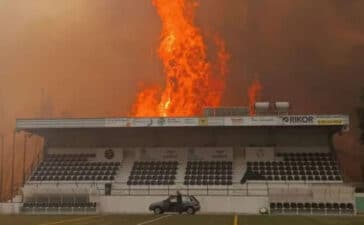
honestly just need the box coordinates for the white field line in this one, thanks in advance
[38,215,103,225]
[134,215,172,225]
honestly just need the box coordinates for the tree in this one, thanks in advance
[358,87,364,145]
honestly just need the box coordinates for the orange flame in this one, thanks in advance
[248,80,262,116]
[131,84,161,117]
[131,0,229,117]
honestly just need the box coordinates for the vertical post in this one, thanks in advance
[0,135,4,201]
[11,130,16,202]
[233,215,238,225]
[23,133,28,185]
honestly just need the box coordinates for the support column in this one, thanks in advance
[0,135,4,201]
[11,130,16,202]
[23,133,29,185]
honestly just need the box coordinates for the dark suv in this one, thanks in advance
[149,195,200,214]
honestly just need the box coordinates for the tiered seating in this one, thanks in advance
[127,161,178,185]
[240,170,265,183]
[30,154,120,181]
[184,161,233,185]
[269,202,354,214]
[241,152,341,183]
[44,153,95,162]
[23,202,97,209]
[22,194,97,213]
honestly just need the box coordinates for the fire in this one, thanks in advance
[131,0,229,117]
[131,85,160,117]
[248,80,263,116]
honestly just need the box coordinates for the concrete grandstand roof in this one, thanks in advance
[15,115,349,148]
[16,115,349,130]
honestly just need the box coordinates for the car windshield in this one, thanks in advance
[168,196,177,203]
[182,196,191,203]
[189,196,199,204]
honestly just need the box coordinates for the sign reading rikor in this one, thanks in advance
[281,115,315,125]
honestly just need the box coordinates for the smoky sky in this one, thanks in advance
[1,0,364,129]
[0,0,364,192]
[199,0,364,114]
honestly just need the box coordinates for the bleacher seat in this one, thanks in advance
[269,201,354,215]
[127,161,178,185]
[30,154,120,182]
[22,194,96,212]
[184,161,233,185]
[22,202,96,209]
[241,152,342,183]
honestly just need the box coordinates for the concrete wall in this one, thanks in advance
[47,127,333,148]
[245,147,275,161]
[0,203,22,214]
[355,193,364,214]
[268,184,355,203]
[48,147,124,162]
[96,196,268,214]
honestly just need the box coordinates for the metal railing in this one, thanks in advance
[21,181,356,209]
[98,181,270,197]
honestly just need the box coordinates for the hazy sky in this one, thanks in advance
[0,0,364,196]
[1,0,364,130]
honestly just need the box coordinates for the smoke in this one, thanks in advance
[197,0,364,112]
[0,0,162,128]
[2,0,363,123]
[1,0,364,199]
[0,0,162,199]
[197,0,364,179]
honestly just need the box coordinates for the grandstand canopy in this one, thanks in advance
[16,115,349,148]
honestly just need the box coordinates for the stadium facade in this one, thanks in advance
[0,111,358,215]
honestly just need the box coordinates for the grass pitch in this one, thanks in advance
[0,214,363,225]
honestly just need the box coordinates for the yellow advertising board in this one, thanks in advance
[198,118,208,126]
[317,119,343,125]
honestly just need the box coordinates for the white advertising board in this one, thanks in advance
[17,115,349,129]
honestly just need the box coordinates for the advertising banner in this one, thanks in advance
[281,115,315,126]
[105,118,130,127]
[131,118,153,127]
[198,118,208,126]
[183,118,198,126]
[165,118,184,126]
[317,118,344,125]
[230,117,244,126]
[206,117,224,126]
[17,114,350,129]
[249,116,278,126]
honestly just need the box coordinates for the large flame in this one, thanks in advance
[248,79,263,116]
[131,0,229,117]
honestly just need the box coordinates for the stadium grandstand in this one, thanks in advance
[0,102,360,216]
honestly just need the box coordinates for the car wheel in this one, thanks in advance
[153,207,163,214]
[186,207,195,215]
